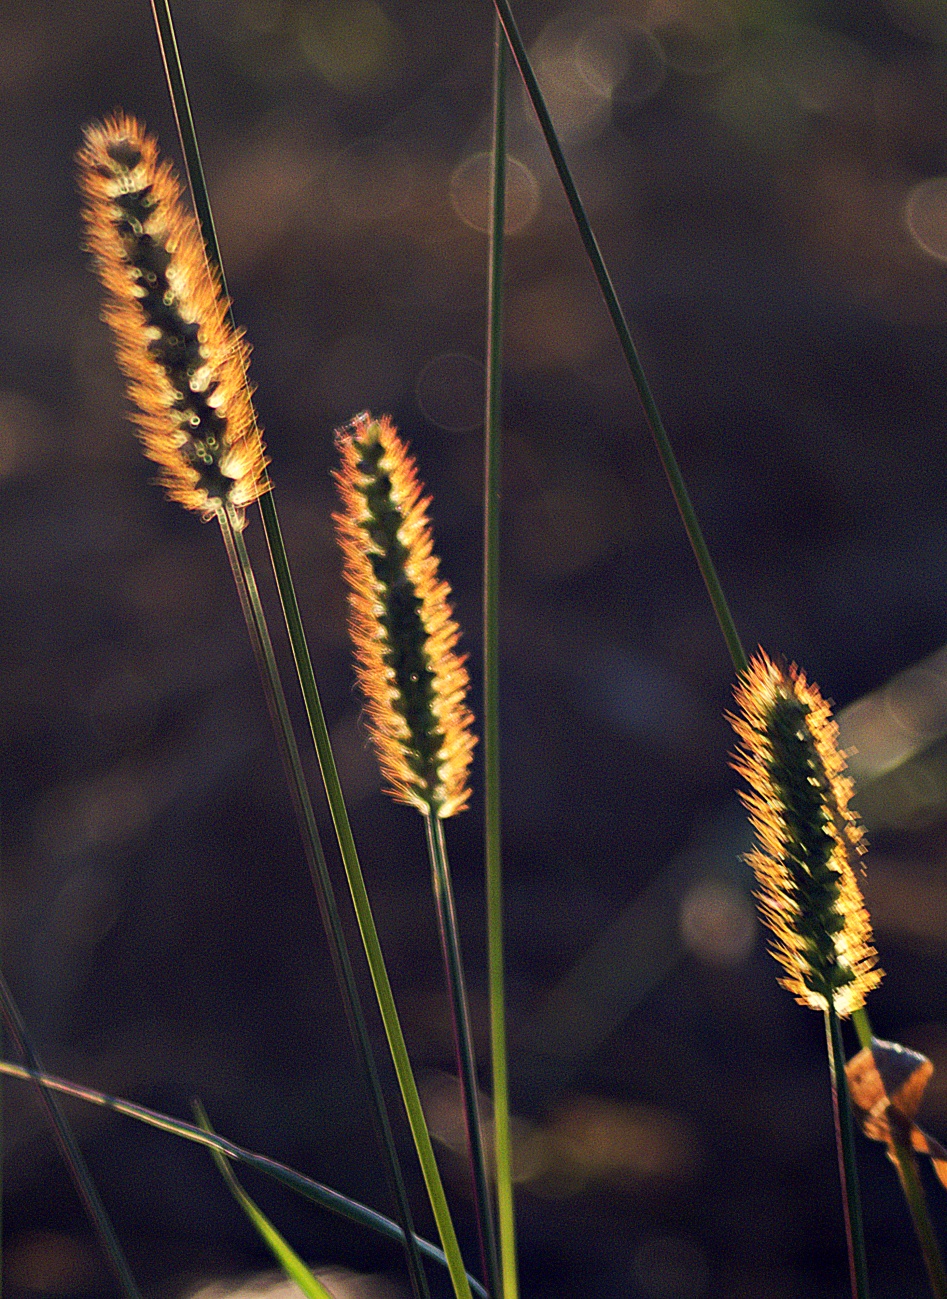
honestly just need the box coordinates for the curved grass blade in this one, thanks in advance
[0,974,142,1299]
[0,1056,488,1299]
[490,0,746,677]
[192,1099,336,1299]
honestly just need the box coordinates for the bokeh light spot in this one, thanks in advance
[576,19,667,106]
[415,352,484,432]
[904,178,947,262]
[530,10,618,141]
[298,0,400,90]
[680,878,756,966]
[448,152,541,236]
[647,0,739,76]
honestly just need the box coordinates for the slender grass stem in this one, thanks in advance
[424,812,500,1296]
[489,0,746,675]
[890,1134,947,1299]
[216,505,430,1299]
[826,1005,870,1299]
[0,1057,487,1299]
[851,1008,873,1053]
[850,1006,947,1297]
[483,19,518,1299]
[0,974,142,1299]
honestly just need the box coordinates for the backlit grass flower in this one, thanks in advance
[77,112,267,522]
[333,413,476,818]
[729,649,882,1016]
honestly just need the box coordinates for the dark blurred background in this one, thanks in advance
[3,0,947,1295]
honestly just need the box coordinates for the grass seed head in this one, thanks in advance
[77,112,268,523]
[728,649,882,1015]
[333,413,476,818]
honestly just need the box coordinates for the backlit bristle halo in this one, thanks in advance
[728,649,882,1016]
[77,111,268,522]
[333,413,476,818]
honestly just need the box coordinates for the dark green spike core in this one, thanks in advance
[352,431,445,804]
[765,696,855,1006]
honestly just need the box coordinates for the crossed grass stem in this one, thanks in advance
[216,503,431,1299]
[0,973,142,1299]
[0,1055,489,1299]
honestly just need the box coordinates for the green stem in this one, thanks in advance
[850,1006,947,1298]
[851,1007,873,1053]
[891,1133,947,1299]
[150,0,222,278]
[218,507,430,1299]
[490,0,746,676]
[0,975,142,1299]
[826,1004,870,1299]
[483,19,518,1299]
[424,812,500,1297]
[0,1057,487,1299]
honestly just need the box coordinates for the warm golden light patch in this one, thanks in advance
[729,649,882,1015]
[77,112,268,521]
[333,413,476,818]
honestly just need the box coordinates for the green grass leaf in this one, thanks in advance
[192,1100,337,1299]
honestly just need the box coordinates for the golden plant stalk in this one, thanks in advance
[729,649,882,1016]
[333,413,477,819]
[76,112,267,523]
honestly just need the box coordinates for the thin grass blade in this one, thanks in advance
[490,0,746,675]
[192,1100,336,1299]
[424,813,499,1296]
[217,505,431,1299]
[0,975,142,1299]
[826,1006,871,1299]
[0,1056,488,1299]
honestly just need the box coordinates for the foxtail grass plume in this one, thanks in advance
[333,413,476,818]
[77,112,267,522]
[729,650,882,1016]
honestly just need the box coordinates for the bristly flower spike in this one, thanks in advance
[77,112,268,523]
[729,649,882,1016]
[333,413,476,819]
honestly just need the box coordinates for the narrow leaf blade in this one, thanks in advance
[193,1100,336,1299]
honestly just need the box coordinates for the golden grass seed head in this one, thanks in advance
[333,413,476,818]
[77,112,268,523]
[729,649,882,1016]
